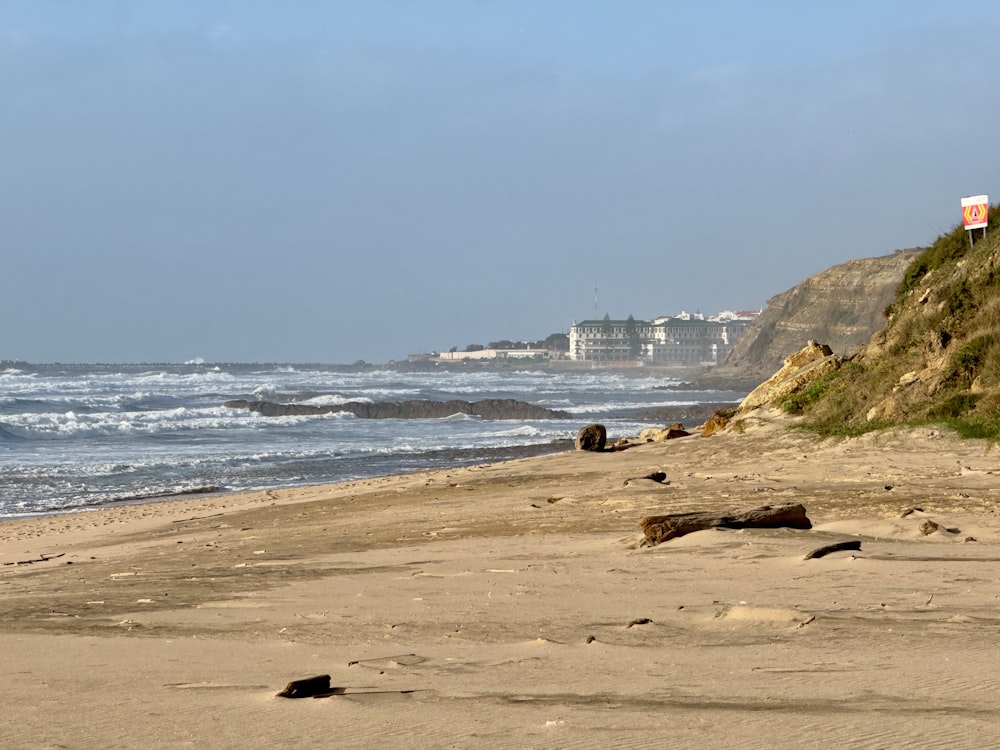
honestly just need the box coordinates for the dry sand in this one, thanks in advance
[2,407,999,749]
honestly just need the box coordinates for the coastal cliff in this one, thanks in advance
[718,249,921,384]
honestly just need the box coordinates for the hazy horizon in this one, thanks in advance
[4,2,999,363]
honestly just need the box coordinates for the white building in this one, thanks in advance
[434,348,549,362]
[568,313,754,365]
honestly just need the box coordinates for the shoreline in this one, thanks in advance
[3,362,744,518]
[3,439,578,522]
[5,403,737,521]
[3,407,999,748]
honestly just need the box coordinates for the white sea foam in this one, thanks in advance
[251,384,277,400]
[493,424,545,437]
[300,394,369,406]
[0,365,744,516]
[440,412,478,421]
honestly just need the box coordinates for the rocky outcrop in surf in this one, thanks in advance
[224,398,570,420]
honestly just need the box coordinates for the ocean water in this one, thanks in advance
[0,364,743,518]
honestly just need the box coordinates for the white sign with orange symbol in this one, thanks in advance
[961,195,989,230]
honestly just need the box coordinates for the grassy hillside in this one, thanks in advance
[780,206,1000,439]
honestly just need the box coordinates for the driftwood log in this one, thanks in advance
[641,503,812,546]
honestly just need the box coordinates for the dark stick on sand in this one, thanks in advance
[804,540,862,559]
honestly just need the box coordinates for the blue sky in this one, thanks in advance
[3,1,999,363]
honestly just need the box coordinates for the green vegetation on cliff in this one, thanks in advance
[781,206,1000,439]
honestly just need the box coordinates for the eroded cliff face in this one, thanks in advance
[723,249,921,380]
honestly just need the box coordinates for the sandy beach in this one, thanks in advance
[2,407,999,749]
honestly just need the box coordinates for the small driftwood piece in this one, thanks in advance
[3,552,66,567]
[347,653,423,667]
[641,503,811,546]
[623,471,668,486]
[171,512,225,524]
[277,674,332,698]
[804,540,861,560]
[626,618,653,628]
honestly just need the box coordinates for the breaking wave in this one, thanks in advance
[0,364,745,516]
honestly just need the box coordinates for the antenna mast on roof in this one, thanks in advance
[594,284,598,317]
